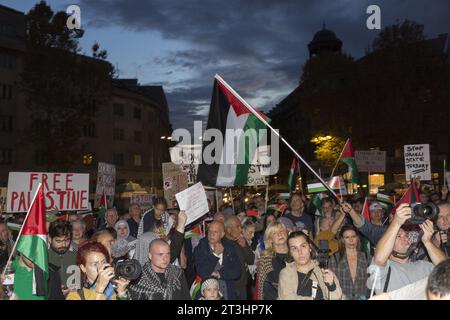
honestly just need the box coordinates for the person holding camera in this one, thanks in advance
[433,202,450,256]
[367,204,447,295]
[66,240,130,300]
[278,230,342,300]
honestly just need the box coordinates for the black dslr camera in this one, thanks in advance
[113,259,142,281]
[317,240,330,269]
[406,202,439,225]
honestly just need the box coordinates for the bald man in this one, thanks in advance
[193,220,241,299]
[129,239,190,300]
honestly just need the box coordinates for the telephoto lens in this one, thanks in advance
[406,202,439,225]
[114,259,142,281]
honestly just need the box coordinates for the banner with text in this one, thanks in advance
[131,193,155,211]
[404,144,431,181]
[7,172,89,213]
[162,162,189,208]
[175,182,209,226]
[355,150,386,172]
[94,162,116,208]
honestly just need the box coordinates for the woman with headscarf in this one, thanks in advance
[115,220,136,243]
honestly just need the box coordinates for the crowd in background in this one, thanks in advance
[1,181,450,300]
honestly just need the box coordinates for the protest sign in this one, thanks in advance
[175,182,209,226]
[446,172,450,191]
[355,150,386,172]
[404,144,431,180]
[94,162,116,208]
[170,144,201,185]
[131,193,155,211]
[162,162,189,208]
[7,172,89,213]
[0,188,7,212]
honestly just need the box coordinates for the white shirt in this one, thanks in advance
[211,245,223,265]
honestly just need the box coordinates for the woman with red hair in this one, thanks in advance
[66,240,130,300]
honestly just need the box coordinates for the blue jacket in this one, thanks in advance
[193,237,241,299]
[355,217,387,246]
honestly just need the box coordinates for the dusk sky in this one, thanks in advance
[2,0,449,132]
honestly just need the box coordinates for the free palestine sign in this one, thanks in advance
[7,172,89,213]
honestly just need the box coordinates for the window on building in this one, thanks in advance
[113,153,124,166]
[134,131,142,143]
[1,84,13,100]
[87,100,97,117]
[0,116,12,132]
[83,123,96,138]
[113,103,124,116]
[0,149,12,165]
[134,107,141,120]
[133,154,142,166]
[113,128,125,140]
[0,52,16,69]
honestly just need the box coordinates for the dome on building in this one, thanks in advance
[308,24,343,57]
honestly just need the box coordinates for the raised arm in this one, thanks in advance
[420,220,447,265]
[373,204,411,266]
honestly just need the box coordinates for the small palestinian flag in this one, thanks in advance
[190,276,202,299]
[275,192,290,200]
[376,193,396,206]
[307,176,341,194]
[197,75,270,187]
[311,193,324,217]
[394,180,419,212]
[16,183,49,297]
[97,191,108,221]
[339,139,359,184]
[361,197,371,222]
[184,225,204,240]
[288,157,300,194]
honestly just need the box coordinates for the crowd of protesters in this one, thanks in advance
[1,181,450,300]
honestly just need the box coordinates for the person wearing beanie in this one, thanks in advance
[199,277,223,300]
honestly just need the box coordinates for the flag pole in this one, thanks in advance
[264,179,269,213]
[215,189,219,213]
[444,160,446,187]
[215,74,340,202]
[229,188,235,213]
[1,183,43,278]
[330,138,349,178]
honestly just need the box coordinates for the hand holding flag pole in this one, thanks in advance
[214,74,340,203]
[1,183,44,279]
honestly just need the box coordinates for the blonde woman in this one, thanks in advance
[256,221,289,300]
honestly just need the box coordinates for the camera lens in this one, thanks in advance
[115,259,142,280]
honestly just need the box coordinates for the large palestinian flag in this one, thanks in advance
[197,75,270,187]
[16,183,48,297]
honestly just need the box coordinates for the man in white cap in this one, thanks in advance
[369,202,386,226]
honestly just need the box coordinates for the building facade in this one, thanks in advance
[270,26,450,193]
[0,5,172,202]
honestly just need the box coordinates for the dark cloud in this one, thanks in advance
[79,0,450,131]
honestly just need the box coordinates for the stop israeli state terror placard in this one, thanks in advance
[404,144,431,181]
